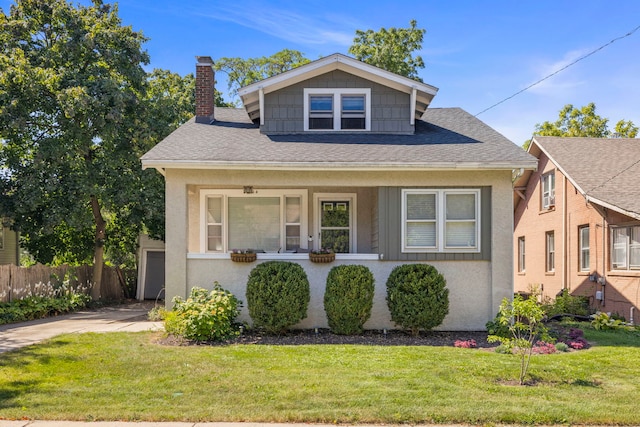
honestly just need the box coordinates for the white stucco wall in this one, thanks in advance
[164,168,515,331]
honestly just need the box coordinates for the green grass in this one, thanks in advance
[1,327,639,424]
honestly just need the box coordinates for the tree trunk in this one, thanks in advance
[90,195,106,300]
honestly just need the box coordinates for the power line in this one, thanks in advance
[475,24,640,117]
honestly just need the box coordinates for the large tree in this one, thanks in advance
[524,102,638,149]
[214,49,310,99]
[0,0,150,298]
[348,19,426,81]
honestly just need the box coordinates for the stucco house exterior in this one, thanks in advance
[514,136,640,323]
[141,53,537,331]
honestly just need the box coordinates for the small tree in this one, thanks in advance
[324,265,374,335]
[488,295,550,385]
[386,264,449,336]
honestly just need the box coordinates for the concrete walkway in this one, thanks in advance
[0,301,163,353]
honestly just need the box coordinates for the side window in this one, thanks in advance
[579,225,590,271]
[518,236,525,272]
[541,171,555,209]
[546,231,555,272]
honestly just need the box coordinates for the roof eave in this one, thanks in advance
[141,159,538,172]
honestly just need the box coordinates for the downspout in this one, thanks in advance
[563,174,568,291]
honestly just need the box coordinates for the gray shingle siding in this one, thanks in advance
[377,186,492,261]
[261,70,414,135]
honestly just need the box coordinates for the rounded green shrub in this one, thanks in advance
[164,283,241,342]
[386,263,449,336]
[324,264,374,335]
[246,261,310,334]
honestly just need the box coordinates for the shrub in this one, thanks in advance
[0,281,91,325]
[555,342,569,352]
[591,311,634,331]
[323,265,374,335]
[164,284,241,342]
[246,261,310,334]
[385,264,449,336]
[542,289,591,317]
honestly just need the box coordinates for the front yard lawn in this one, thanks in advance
[0,327,639,424]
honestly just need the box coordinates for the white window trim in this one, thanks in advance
[303,88,371,132]
[579,225,590,272]
[313,193,357,253]
[401,189,481,253]
[546,231,555,272]
[518,236,525,273]
[611,225,640,271]
[199,189,308,254]
[541,171,556,209]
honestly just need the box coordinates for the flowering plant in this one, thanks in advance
[231,249,254,254]
[310,248,334,255]
[454,339,477,348]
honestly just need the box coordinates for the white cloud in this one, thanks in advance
[196,4,354,48]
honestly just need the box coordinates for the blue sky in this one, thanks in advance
[2,0,639,145]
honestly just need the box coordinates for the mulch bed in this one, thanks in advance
[157,328,497,348]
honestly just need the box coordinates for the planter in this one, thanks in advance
[230,252,257,263]
[309,252,335,263]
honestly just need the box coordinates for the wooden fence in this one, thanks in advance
[0,264,130,302]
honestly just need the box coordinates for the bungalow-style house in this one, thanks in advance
[0,219,19,265]
[514,136,640,323]
[141,53,537,331]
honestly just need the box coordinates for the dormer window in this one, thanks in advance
[304,88,371,131]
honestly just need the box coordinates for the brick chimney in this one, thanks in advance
[195,56,215,124]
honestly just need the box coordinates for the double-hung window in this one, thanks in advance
[546,231,555,272]
[304,88,371,131]
[518,236,525,272]
[201,189,307,253]
[611,225,640,270]
[579,225,590,272]
[402,189,480,253]
[541,171,555,209]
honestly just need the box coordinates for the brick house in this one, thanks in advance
[514,136,640,322]
[142,53,537,331]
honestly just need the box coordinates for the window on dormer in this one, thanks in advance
[304,88,371,131]
[309,95,333,129]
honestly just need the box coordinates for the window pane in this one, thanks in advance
[228,197,280,252]
[630,227,640,269]
[580,226,590,271]
[342,96,364,111]
[446,193,475,220]
[321,229,350,253]
[310,95,332,112]
[407,193,436,220]
[406,222,436,247]
[612,228,628,269]
[321,202,349,227]
[207,197,222,223]
[341,117,366,129]
[207,225,222,251]
[285,197,300,223]
[309,117,333,129]
[286,225,300,252]
[445,222,476,247]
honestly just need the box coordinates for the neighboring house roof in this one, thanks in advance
[523,136,640,219]
[238,53,439,124]
[141,107,537,172]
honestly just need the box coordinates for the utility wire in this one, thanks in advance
[475,24,640,117]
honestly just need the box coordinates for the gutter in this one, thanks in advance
[141,160,539,172]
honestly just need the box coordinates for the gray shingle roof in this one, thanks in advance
[141,107,536,170]
[533,136,640,218]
